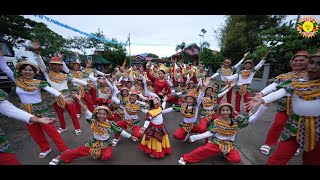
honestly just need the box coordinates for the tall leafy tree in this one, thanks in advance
[147,53,159,58]
[253,20,320,78]
[218,15,285,63]
[0,15,37,45]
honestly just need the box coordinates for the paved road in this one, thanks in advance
[1,87,302,165]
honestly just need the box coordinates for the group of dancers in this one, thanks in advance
[0,40,319,165]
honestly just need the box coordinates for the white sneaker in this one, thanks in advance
[75,129,82,135]
[150,154,155,158]
[260,145,271,156]
[39,148,52,159]
[294,149,300,156]
[112,139,119,146]
[178,157,186,165]
[57,128,67,134]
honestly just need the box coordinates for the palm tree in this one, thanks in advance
[200,41,210,50]
[175,42,187,63]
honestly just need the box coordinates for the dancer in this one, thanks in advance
[245,50,320,165]
[178,102,269,165]
[48,93,138,165]
[0,89,56,165]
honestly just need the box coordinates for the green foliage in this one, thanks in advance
[218,15,285,62]
[175,42,199,64]
[1,15,69,58]
[29,23,66,57]
[199,48,214,67]
[212,52,224,72]
[199,49,224,72]
[0,15,36,45]
[253,20,320,78]
[147,53,159,58]
[101,46,126,67]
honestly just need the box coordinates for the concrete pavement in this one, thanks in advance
[1,87,302,165]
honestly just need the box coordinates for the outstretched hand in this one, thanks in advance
[32,40,41,50]
[244,96,265,110]
[30,117,57,124]
[244,51,250,58]
[130,135,139,142]
[254,92,263,99]
[263,51,270,60]
[57,51,63,58]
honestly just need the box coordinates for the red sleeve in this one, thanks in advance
[192,75,198,84]
[146,68,156,81]
[163,81,172,96]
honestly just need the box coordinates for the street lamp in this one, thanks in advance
[200,28,207,51]
[199,34,203,51]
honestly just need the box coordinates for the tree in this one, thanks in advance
[199,48,214,68]
[175,42,199,64]
[175,42,187,62]
[218,15,286,63]
[252,20,320,78]
[0,15,37,46]
[0,15,72,59]
[200,41,210,50]
[200,49,224,72]
[29,23,67,57]
[65,36,90,54]
[147,53,159,58]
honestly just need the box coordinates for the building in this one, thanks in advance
[170,45,219,65]
[131,53,172,67]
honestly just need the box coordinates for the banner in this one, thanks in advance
[34,15,128,46]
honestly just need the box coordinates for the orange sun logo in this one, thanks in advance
[297,16,319,38]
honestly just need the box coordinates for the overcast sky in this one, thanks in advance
[23,15,320,58]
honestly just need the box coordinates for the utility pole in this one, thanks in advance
[296,15,301,27]
[128,33,131,66]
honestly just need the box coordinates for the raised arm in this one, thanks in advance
[34,55,48,75]
[71,77,88,86]
[248,104,269,123]
[210,72,220,80]
[245,88,287,110]
[262,88,287,103]
[95,70,106,77]
[138,93,148,101]
[218,88,230,99]
[162,107,175,114]
[166,77,173,87]
[111,96,121,104]
[32,41,48,75]
[196,91,205,108]
[254,59,266,71]
[61,61,70,74]
[0,56,15,82]
[146,68,156,81]
[88,74,98,82]
[185,74,190,84]
[260,82,278,96]
[233,51,250,69]
[224,74,238,81]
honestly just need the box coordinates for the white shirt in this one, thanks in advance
[0,100,33,123]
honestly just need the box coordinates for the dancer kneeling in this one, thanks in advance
[49,93,138,165]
